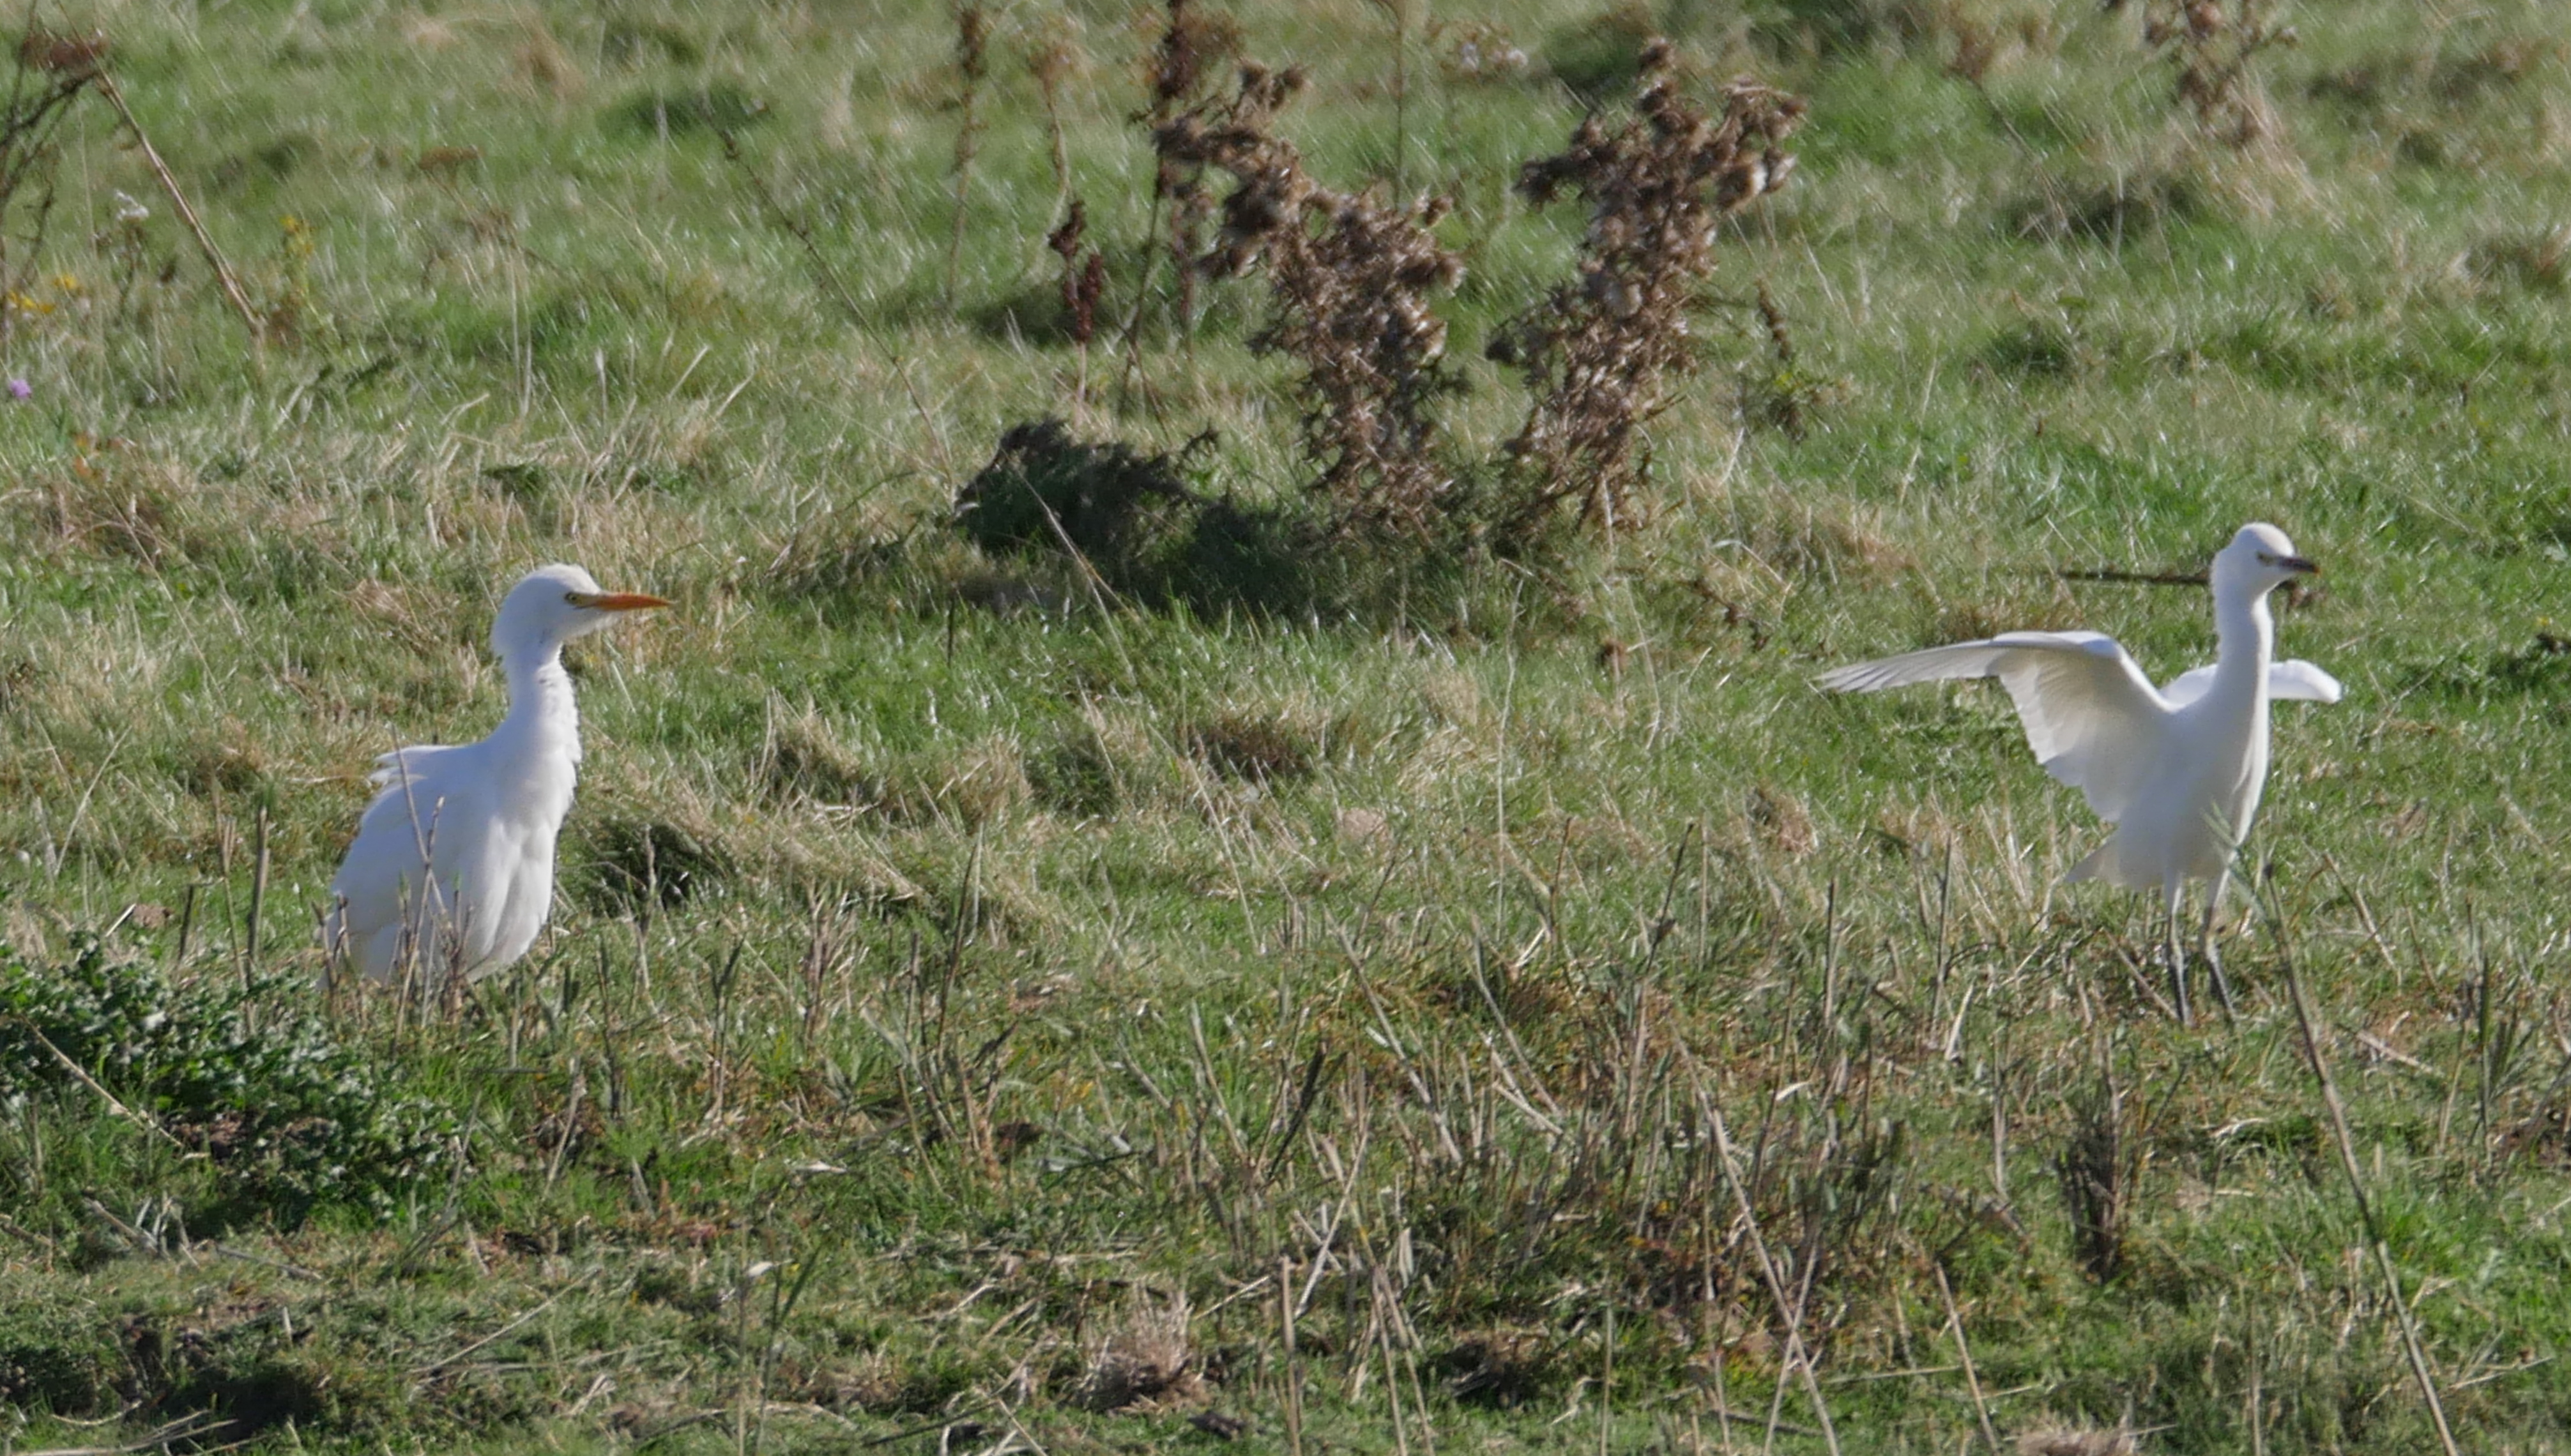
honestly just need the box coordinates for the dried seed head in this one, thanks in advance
[20,29,106,75]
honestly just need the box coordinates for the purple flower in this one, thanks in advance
[5,379,27,401]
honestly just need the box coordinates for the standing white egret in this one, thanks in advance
[323,564,669,987]
[1818,523,2340,1021]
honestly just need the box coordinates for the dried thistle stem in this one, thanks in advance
[944,3,989,309]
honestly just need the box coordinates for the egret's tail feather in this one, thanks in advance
[2070,840,2125,887]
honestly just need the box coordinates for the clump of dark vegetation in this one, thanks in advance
[0,937,457,1220]
[579,816,731,913]
[1431,1328,1557,1407]
[956,418,1198,572]
[1181,710,1313,784]
[2112,0,2296,147]
[1028,720,1121,819]
[2406,632,2571,703]
[1488,43,1804,536]
[1541,3,1656,103]
[2008,165,2206,244]
[2057,1065,2138,1283]
[954,418,1315,615]
[613,80,767,137]
[759,708,878,806]
[1166,63,1468,536]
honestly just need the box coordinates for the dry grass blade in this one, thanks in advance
[2057,1058,2133,1284]
[2269,889,2462,1456]
[2015,1430,2137,1456]
[1707,1100,1842,1456]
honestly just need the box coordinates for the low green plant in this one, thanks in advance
[0,938,457,1220]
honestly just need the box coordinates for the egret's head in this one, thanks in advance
[492,563,670,661]
[2212,522,2318,599]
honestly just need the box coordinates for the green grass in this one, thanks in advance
[7,0,2571,1451]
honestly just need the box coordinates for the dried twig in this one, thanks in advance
[945,4,989,308]
[91,66,261,346]
[0,26,105,340]
[13,1017,187,1149]
[2270,891,2462,1456]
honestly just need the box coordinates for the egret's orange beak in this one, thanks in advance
[567,591,673,612]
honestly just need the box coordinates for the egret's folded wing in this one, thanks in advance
[2156,660,2343,709]
[365,743,462,797]
[350,745,472,858]
[1820,631,2171,821]
[333,744,479,939]
[2271,659,2344,703]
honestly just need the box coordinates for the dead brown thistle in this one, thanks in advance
[1137,0,1240,335]
[1027,31,1077,210]
[2114,0,2297,147]
[1487,40,1803,538]
[1160,63,1465,536]
[0,26,105,340]
[943,3,989,308]
[1046,199,1106,407]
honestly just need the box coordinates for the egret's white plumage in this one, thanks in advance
[1819,523,2340,1019]
[323,564,668,986]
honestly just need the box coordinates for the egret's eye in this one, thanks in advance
[563,591,581,604]
[2255,552,2276,565]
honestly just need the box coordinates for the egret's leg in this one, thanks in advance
[2200,868,2237,1019]
[2164,883,2192,1025]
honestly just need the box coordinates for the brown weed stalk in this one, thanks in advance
[1138,0,1240,333]
[2115,0,2297,147]
[1047,199,1106,407]
[0,26,105,340]
[1488,41,1803,536]
[1028,30,1077,211]
[1163,64,1465,535]
[944,3,989,307]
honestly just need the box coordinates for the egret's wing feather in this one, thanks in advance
[331,744,477,946]
[365,743,463,795]
[2156,660,2342,709]
[2271,659,2344,703]
[2159,664,2216,709]
[1821,631,2171,820]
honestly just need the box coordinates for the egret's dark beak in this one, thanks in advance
[567,591,673,612]
[2277,555,2319,576]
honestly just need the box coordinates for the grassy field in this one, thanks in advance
[7,0,2571,1450]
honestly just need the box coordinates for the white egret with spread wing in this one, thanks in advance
[1819,523,2340,1021]
[323,564,669,987]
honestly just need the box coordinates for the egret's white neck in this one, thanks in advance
[492,642,584,773]
[2209,585,2275,697]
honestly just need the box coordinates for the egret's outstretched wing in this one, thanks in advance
[2268,660,2344,703]
[1819,631,2172,821]
[2158,659,2346,709]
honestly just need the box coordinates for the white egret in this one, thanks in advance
[323,564,669,987]
[1819,523,2341,1021]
